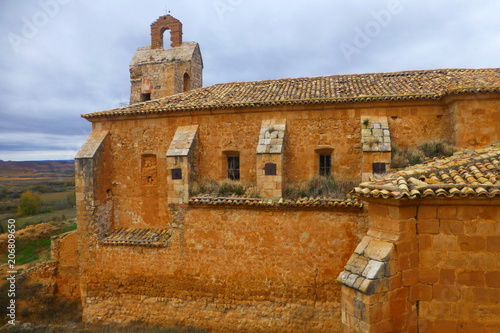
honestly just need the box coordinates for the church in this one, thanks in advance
[56,15,500,332]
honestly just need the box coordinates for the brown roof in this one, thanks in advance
[100,228,171,247]
[189,196,363,209]
[83,68,500,119]
[354,144,500,200]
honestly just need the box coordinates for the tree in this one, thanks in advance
[17,190,41,216]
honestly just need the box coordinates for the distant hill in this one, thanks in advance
[0,160,74,175]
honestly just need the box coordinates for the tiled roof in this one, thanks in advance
[83,68,500,119]
[100,228,171,247]
[354,144,500,200]
[188,196,363,209]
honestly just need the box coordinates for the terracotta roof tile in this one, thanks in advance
[188,196,363,209]
[354,144,500,199]
[100,228,171,247]
[83,68,500,119]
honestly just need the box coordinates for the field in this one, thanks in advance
[0,160,76,270]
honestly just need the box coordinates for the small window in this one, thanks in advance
[227,155,240,180]
[319,154,331,176]
[183,73,191,92]
[141,93,151,102]
[372,163,386,174]
[264,163,277,176]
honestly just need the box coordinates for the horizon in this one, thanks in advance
[1,1,499,161]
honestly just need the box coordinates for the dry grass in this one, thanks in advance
[190,179,260,198]
[283,175,356,200]
[391,140,456,169]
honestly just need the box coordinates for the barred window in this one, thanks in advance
[319,154,331,176]
[227,155,240,180]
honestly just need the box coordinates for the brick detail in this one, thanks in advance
[151,15,182,49]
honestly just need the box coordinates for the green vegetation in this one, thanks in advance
[283,175,356,200]
[17,190,41,216]
[3,222,77,265]
[391,140,456,169]
[190,179,260,197]
[15,237,52,265]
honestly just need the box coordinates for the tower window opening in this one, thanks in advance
[141,93,151,102]
[183,73,191,92]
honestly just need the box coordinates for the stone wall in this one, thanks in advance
[91,99,460,230]
[448,93,500,149]
[51,231,80,300]
[80,205,367,332]
[339,198,500,332]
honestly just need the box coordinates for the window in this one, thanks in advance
[227,155,240,180]
[319,154,331,176]
[372,162,386,174]
[141,93,151,102]
[183,73,191,92]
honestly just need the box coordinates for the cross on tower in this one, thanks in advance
[164,5,170,15]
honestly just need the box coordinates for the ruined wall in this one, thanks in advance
[339,198,500,332]
[51,231,80,300]
[80,206,367,332]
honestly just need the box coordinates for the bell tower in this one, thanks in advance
[129,15,203,104]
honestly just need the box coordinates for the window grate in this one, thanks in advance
[319,154,331,176]
[227,155,240,180]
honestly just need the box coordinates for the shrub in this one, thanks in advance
[391,140,456,169]
[420,140,456,158]
[283,175,356,200]
[190,179,258,197]
[17,190,41,216]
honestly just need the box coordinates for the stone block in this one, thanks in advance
[346,254,370,275]
[458,236,485,251]
[486,236,500,252]
[417,219,439,234]
[354,236,371,255]
[456,270,485,287]
[485,271,500,288]
[364,239,394,262]
[402,268,419,286]
[362,260,386,279]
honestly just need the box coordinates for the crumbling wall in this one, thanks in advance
[51,231,80,300]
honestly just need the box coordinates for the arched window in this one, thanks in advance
[183,73,191,92]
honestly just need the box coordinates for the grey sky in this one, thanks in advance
[1,0,499,161]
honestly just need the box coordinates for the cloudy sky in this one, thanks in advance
[1,0,499,161]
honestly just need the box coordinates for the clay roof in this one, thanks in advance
[189,196,363,209]
[83,68,500,119]
[354,144,500,200]
[100,228,171,247]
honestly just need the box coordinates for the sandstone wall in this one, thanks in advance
[340,198,500,332]
[416,200,500,332]
[51,231,80,300]
[80,206,367,332]
[91,100,458,229]
[448,94,500,149]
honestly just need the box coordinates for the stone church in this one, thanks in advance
[52,15,500,332]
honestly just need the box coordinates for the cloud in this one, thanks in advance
[0,0,499,160]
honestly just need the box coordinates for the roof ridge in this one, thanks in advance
[82,67,500,119]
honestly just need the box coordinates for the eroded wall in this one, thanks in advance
[80,205,367,332]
